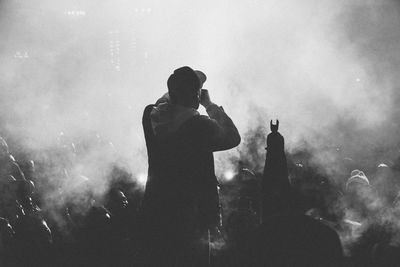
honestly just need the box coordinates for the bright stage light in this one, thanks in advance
[64,10,86,17]
[224,170,235,181]
[14,51,29,59]
[137,173,147,186]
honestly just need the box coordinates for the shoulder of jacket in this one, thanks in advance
[187,114,215,124]
[181,115,219,133]
[144,104,155,112]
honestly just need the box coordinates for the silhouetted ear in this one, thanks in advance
[276,120,279,129]
[270,120,273,131]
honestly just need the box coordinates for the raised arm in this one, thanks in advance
[198,89,241,151]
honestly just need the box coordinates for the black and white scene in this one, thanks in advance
[1,0,400,266]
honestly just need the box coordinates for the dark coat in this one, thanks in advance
[142,104,240,234]
[262,131,291,219]
[263,131,289,191]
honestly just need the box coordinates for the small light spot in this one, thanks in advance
[224,170,235,181]
[137,173,147,186]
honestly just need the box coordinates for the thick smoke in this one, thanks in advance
[1,0,400,243]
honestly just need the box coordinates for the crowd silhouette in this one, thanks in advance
[1,68,400,266]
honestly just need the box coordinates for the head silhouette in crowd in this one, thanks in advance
[167,66,206,109]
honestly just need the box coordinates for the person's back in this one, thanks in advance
[262,120,291,219]
[263,120,289,189]
[143,110,221,232]
[142,66,240,266]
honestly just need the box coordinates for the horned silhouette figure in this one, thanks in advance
[270,120,279,133]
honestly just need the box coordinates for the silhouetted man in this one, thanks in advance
[262,120,290,220]
[142,66,240,266]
